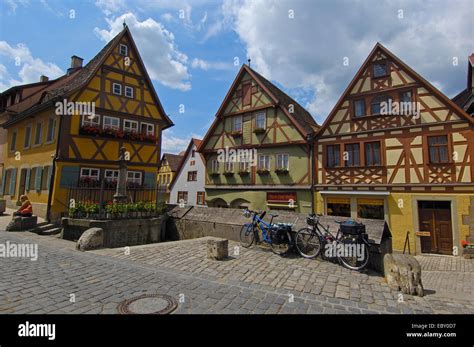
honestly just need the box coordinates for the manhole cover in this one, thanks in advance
[117,294,178,314]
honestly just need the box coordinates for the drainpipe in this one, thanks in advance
[306,132,316,213]
[46,98,63,223]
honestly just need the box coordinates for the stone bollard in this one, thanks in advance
[384,253,424,297]
[207,238,228,260]
[76,227,104,251]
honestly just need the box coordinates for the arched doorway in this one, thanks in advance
[230,198,250,209]
[208,198,229,208]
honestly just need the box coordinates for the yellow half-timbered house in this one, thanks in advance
[0,25,173,222]
[315,43,474,255]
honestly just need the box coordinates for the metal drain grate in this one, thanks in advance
[117,294,178,314]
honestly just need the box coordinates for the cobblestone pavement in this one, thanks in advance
[0,230,473,314]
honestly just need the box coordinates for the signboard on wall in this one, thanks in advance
[267,192,297,203]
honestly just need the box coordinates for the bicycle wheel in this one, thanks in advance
[295,228,322,259]
[338,239,370,271]
[240,223,255,248]
[270,230,291,256]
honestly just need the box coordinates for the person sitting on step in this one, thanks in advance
[14,195,33,217]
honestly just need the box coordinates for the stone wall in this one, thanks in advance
[62,215,167,248]
[167,206,392,273]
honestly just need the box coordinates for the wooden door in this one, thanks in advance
[18,168,27,197]
[418,201,453,255]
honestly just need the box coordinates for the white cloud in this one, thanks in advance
[94,12,192,91]
[0,41,63,91]
[191,58,232,71]
[95,0,126,16]
[4,0,29,14]
[221,0,474,123]
[162,131,196,153]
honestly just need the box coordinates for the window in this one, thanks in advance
[327,197,351,217]
[191,150,195,158]
[242,83,251,106]
[46,118,57,143]
[140,122,154,136]
[10,131,17,152]
[190,160,195,166]
[258,154,270,171]
[326,145,340,168]
[276,153,289,170]
[177,191,188,204]
[28,167,37,191]
[82,114,100,127]
[105,169,119,182]
[399,91,413,115]
[373,61,387,78]
[119,44,128,56]
[428,135,449,164]
[365,142,381,166]
[357,198,384,220]
[103,116,120,130]
[371,95,391,115]
[354,99,366,117]
[34,122,43,146]
[344,143,360,167]
[211,160,219,173]
[255,111,266,129]
[24,126,32,149]
[239,161,249,172]
[124,119,138,133]
[125,86,134,98]
[127,171,142,185]
[224,161,234,172]
[197,192,206,205]
[80,168,100,179]
[233,116,242,132]
[112,83,122,95]
[41,166,50,190]
[187,171,197,181]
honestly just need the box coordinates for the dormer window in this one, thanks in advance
[113,83,122,95]
[119,44,128,56]
[373,61,388,78]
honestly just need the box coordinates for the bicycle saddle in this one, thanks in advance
[269,213,279,218]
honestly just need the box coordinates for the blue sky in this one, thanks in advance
[0,0,473,153]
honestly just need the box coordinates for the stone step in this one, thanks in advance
[37,227,62,236]
[35,223,55,231]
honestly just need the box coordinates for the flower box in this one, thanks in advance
[238,171,250,176]
[231,131,242,137]
[275,168,289,174]
[223,171,234,176]
[209,172,220,177]
[257,169,270,175]
[253,128,265,134]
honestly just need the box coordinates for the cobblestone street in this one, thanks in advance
[0,230,473,314]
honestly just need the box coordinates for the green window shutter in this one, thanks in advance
[47,166,53,190]
[35,167,43,191]
[143,172,156,188]
[0,170,7,195]
[25,168,31,192]
[59,166,80,188]
[9,168,17,196]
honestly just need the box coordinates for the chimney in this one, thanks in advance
[40,75,49,82]
[70,55,83,69]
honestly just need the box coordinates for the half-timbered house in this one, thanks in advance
[157,153,184,203]
[198,64,319,212]
[0,25,173,221]
[315,43,474,255]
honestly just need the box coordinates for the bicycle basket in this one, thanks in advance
[340,220,366,235]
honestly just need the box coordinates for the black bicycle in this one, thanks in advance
[295,214,371,271]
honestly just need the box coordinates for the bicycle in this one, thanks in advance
[295,214,371,271]
[239,209,294,256]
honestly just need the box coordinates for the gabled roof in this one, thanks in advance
[160,153,184,172]
[317,43,473,136]
[452,53,474,114]
[2,26,173,129]
[198,64,319,151]
[169,138,202,191]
